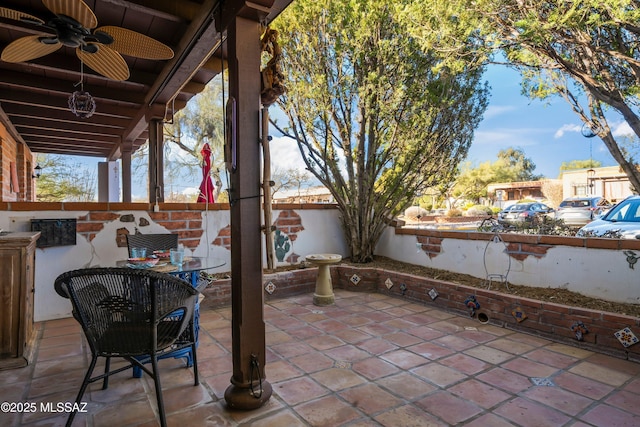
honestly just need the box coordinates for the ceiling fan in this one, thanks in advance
[0,0,174,81]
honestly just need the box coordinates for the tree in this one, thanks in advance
[560,159,603,171]
[453,147,540,204]
[270,167,312,199]
[464,0,640,192]
[274,0,489,262]
[133,78,227,201]
[34,154,96,202]
[540,179,564,208]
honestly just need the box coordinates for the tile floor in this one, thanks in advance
[2,290,640,426]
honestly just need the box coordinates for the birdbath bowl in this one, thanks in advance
[306,254,342,306]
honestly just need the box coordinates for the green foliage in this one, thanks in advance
[453,147,540,204]
[35,154,96,202]
[560,159,603,171]
[134,78,226,200]
[274,0,489,262]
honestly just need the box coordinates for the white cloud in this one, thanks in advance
[473,128,542,147]
[269,135,308,172]
[554,123,582,139]
[483,105,517,120]
[612,121,633,137]
[182,187,200,196]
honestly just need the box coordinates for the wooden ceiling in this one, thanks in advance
[0,0,291,160]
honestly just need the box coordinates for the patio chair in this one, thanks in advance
[54,268,199,427]
[126,233,178,257]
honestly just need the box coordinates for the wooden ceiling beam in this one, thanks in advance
[0,90,138,119]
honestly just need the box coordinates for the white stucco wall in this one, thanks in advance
[0,207,349,322]
[376,226,640,305]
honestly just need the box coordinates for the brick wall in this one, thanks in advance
[201,264,640,363]
[0,123,34,202]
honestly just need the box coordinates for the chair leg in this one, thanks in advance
[102,356,111,389]
[66,355,99,427]
[191,324,199,385]
[150,356,167,427]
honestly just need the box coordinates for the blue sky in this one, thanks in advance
[68,62,628,199]
[270,63,626,181]
[468,64,619,178]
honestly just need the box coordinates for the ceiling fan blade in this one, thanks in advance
[1,35,61,63]
[77,45,130,81]
[43,0,97,29]
[96,26,174,60]
[0,7,45,24]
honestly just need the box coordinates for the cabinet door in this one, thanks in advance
[22,247,35,353]
[0,249,21,358]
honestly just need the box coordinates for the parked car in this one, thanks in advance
[555,196,611,227]
[498,202,554,224]
[577,196,640,239]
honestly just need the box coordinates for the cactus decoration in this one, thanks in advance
[274,229,291,262]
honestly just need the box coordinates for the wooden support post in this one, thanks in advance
[224,16,272,409]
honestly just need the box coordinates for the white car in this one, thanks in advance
[576,196,640,239]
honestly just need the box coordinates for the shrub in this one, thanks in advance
[465,205,492,216]
[446,208,462,217]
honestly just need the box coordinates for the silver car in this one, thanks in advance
[555,196,611,227]
[577,196,640,239]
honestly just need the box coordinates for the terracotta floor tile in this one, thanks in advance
[605,390,640,416]
[310,367,367,391]
[6,290,640,427]
[332,328,372,344]
[264,359,304,383]
[433,334,478,352]
[339,383,403,415]
[448,379,511,409]
[411,363,467,388]
[375,404,448,427]
[523,348,579,369]
[380,349,430,370]
[464,413,518,427]
[464,345,516,365]
[376,372,437,400]
[579,403,640,427]
[439,353,491,375]
[289,352,335,374]
[494,397,571,427]
[356,337,398,355]
[324,344,371,362]
[476,368,533,394]
[407,341,455,360]
[500,357,559,378]
[553,371,615,400]
[569,361,633,387]
[293,395,362,426]
[486,337,536,355]
[304,335,345,351]
[523,385,594,416]
[415,391,483,425]
[272,376,328,406]
[351,357,400,380]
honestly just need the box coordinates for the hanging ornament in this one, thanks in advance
[68,60,96,118]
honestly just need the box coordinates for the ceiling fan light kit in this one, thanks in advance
[0,0,174,83]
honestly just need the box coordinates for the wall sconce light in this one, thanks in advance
[32,164,42,179]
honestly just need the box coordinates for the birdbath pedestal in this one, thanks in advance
[306,254,342,306]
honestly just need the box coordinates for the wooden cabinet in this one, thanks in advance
[0,231,39,370]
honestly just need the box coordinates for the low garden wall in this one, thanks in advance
[201,264,640,363]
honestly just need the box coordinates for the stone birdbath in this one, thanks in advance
[306,253,342,306]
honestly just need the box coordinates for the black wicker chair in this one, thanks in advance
[126,233,179,257]
[54,268,199,427]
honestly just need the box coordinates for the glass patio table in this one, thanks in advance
[115,256,225,376]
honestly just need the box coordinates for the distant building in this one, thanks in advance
[273,186,334,203]
[560,166,633,203]
[487,166,635,208]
